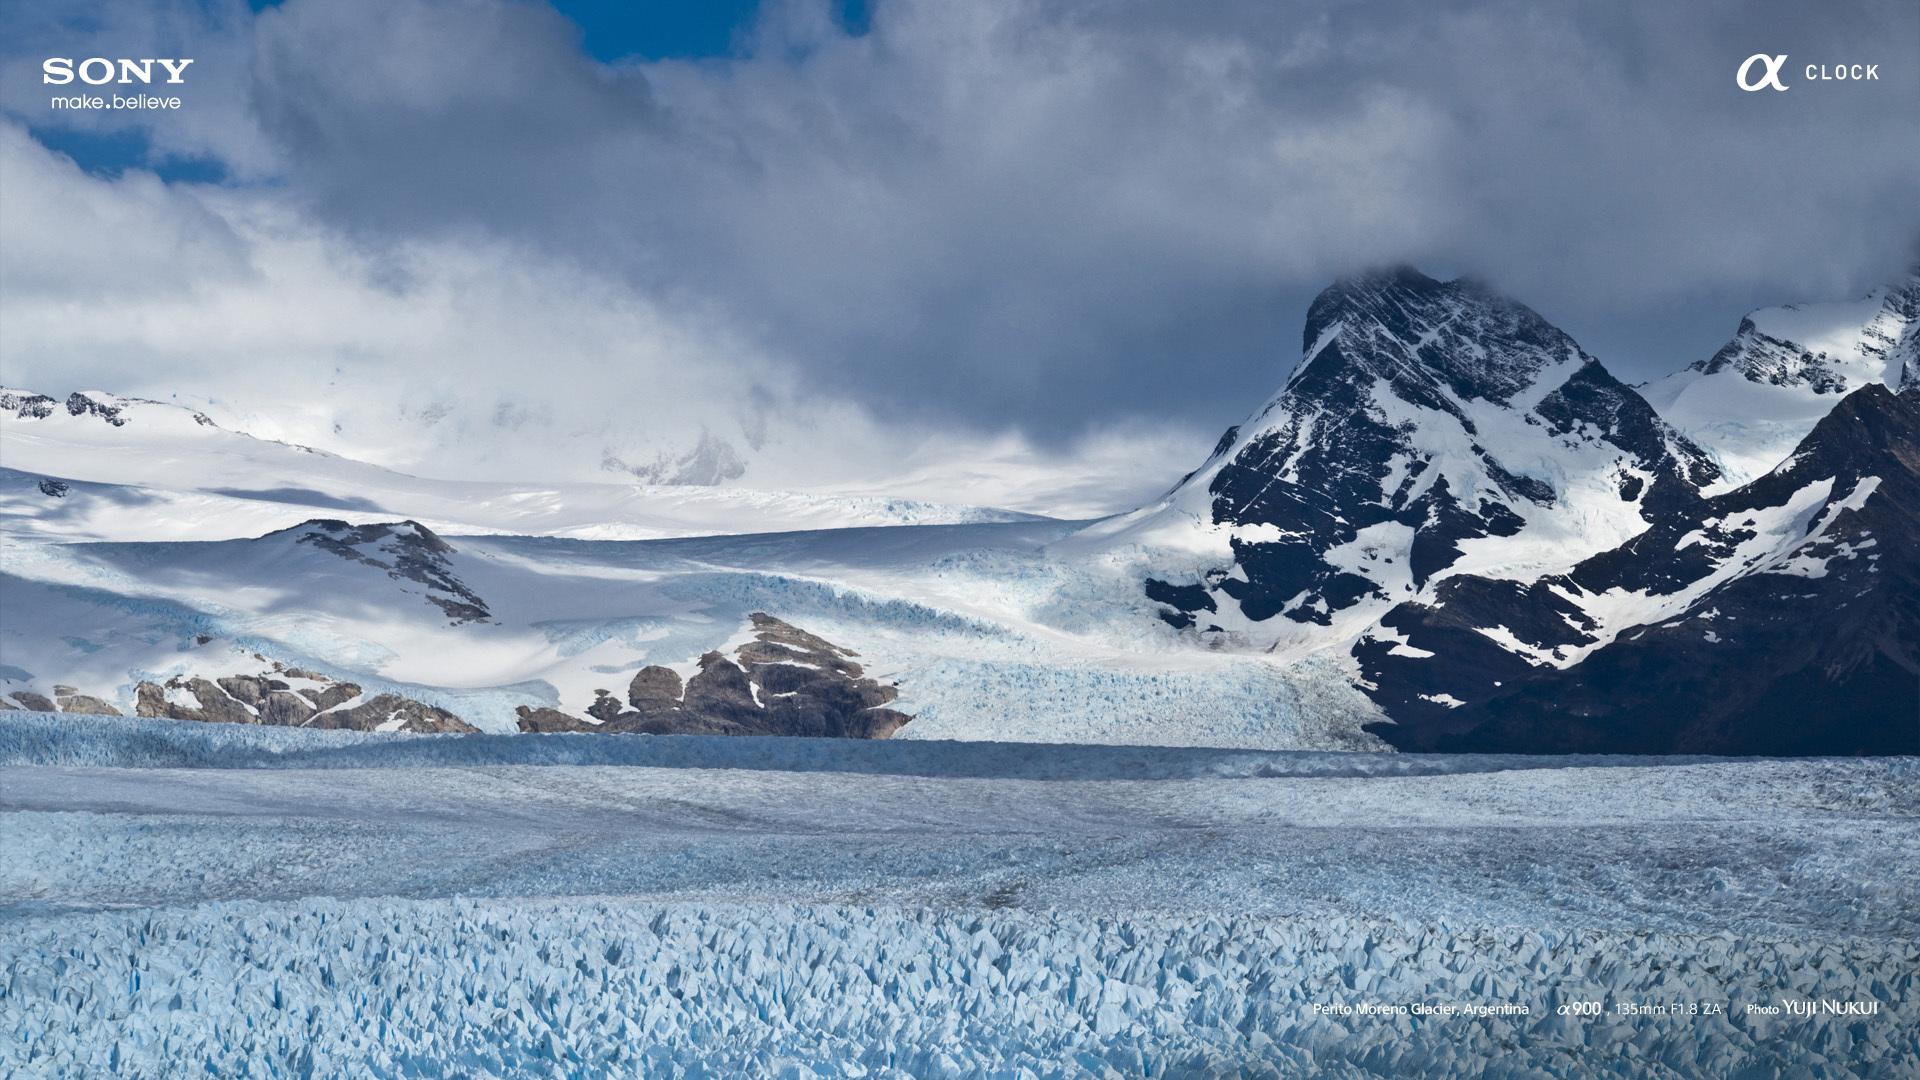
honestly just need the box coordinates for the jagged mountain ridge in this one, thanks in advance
[8,268,1915,755]
[1643,268,1920,489]
[1123,267,1717,647]
[1360,382,1919,754]
[1125,264,1917,755]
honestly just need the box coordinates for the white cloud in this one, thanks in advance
[0,121,1193,515]
[2,0,1917,514]
[0,0,277,176]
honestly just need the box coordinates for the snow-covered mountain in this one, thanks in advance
[0,388,1043,542]
[0,515,917,736]
[6,267,1914,756]
[1358,381,1918,754]
[1643,268,1920,489]
[1101,265,1917,755]
[0,384,1383,747]
[0,504,1382,746]
[1103,267,1717,652]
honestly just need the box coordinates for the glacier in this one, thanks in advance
[6,898,1914,1079]
[2,714,1916,1077]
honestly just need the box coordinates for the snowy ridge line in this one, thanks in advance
[3,896,1911,1079]
[0,713,1739,779]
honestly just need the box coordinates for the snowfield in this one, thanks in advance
[0,512,1392,746]
[0,392,1047,544]
[2,715,1915,1077]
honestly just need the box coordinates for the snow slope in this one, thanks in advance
[1643,269,1920,489]
[0,389,1042,542]
[0,515,1387,747]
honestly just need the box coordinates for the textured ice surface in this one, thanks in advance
[0,712,1707,777]
[5,899,1914,1079]
[3,716,1915,1077]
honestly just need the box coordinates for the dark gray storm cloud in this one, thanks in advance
[7,0,1920,440]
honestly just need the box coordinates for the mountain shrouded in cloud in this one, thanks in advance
[2,0,1917,511]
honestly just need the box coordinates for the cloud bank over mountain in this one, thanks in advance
[2,0,1916,509]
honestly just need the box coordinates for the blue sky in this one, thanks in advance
[256,0,872,60]
[41,1,872,180]
[551,0,871,60]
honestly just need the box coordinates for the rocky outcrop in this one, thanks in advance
[53,686,121,716]
[0,684,121,716]
[64,391,131,426]
[4,691,58,713]
[304,694,475,733]
[289,519,492,624]
[131,662,477,734]
[0,388,57,420]
[516,613,911,738]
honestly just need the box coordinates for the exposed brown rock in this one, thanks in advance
[127,666,476,734]
[514,705,590,733]
[54,691,122,716]
[299,682,363,712]
[586,690,627,722]
[514,613,911,739]
[626,666,685,708]
[306,693,475,734]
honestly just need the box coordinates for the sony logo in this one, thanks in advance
[42,58,195,86]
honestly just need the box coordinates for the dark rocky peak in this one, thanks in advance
[1358,380,1919,754]
[1693,316,1849,393]
[1803,378,1917,457]
[0,388,216,428]
[65,391,132,426]
[285,519,490,624]
[1693,268,1920,389]
[1293,266,1587,410]
[1566,382,1912,599]
[1299,265,1446,349]
[1144,266,1715,636]
[0,388,57,420]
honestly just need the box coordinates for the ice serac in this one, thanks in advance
[1644,267,1920,489]
[1363,382,1920,755]
[1125,267,1716,646]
